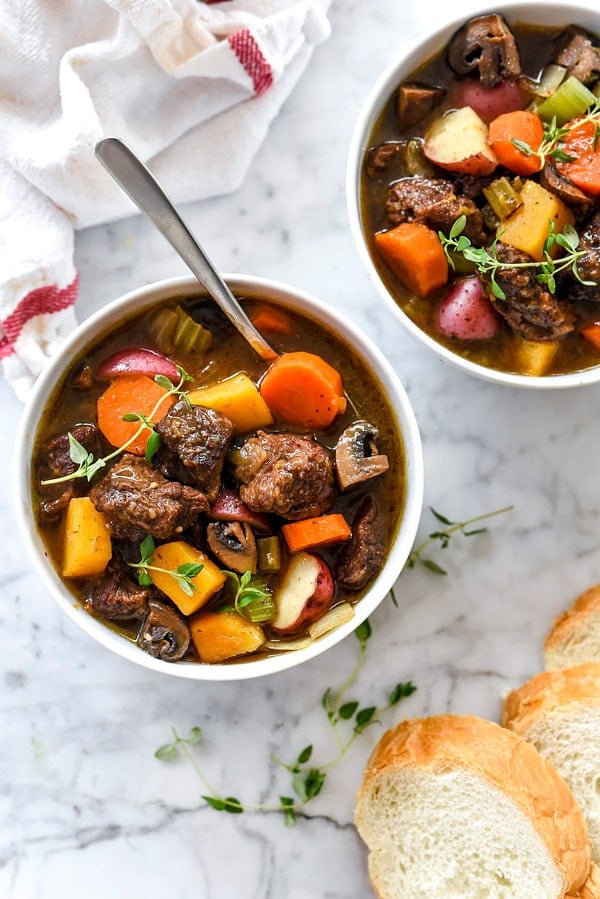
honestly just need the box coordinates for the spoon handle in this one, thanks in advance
[95,137,277,361]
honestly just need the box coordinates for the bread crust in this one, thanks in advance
[569,863,600,899]
[502,663,600,733]
[545,585,600,665]
[356,714,591,895]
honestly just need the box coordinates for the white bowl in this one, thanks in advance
[14,275,424,681]
[347,1,600,389]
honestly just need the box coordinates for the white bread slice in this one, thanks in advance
[545,584,600,670]
[354,714,591,899]
[503,663,600,865]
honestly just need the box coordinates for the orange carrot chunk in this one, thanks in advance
[581,322,600,350]
[250,304,292,336]
[96,374,174,455]
[557,120,600,196]
[259,351,346,430]
[488,110,544,176]
[374,223,448,297]
[281,514,352,554]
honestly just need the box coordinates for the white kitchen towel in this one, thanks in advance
[0,0,331,400]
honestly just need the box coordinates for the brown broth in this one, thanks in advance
[32,294,405,664]
[360,23,600,377]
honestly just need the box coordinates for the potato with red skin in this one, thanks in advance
[209,487,272,533]
[449,78,524,123]
[437,278,501,341]
[424,107,498,176]
[272,552,335,634]
[97,348,179,381]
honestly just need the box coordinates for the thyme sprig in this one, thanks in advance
[40,366,193,486]
[406,505,513,575]
[222,570,275,623]
[439,216,595,300]
[511,115,577,168]
[128,534,203,595]
[154,621,417,824]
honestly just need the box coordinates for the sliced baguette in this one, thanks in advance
[503,663,600,864]
[354,714,591,899]
[545,584,600,670]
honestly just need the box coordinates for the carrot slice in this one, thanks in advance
[488,110,544,176]
[281,514,352,554]
[557,120,600,196]
[250,305,292,336]
[374,223,448,297]
[581,322,600,350]
[96,375,174,455]
[259,351,346,429]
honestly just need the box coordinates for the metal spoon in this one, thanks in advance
[95,137,277,361]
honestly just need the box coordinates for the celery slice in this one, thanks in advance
[536,75,596,125]
[257,536,282,573]
[483,178,523,221]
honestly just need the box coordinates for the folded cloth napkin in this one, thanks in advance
[0,0,330,400]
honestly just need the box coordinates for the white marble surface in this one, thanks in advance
[3,0,600,896]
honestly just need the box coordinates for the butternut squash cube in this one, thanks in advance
[150,541,226,616]
[187,372,273,434]
[514,337,560,376]
[498,180,574,261]
[189,610,265,663]
[62,497,112,578]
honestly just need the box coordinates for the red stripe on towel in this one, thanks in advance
[228,28,273,97]
[0,276,79,360]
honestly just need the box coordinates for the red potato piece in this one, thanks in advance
[97,348,179,381]
[449,78,524,123]
[209,487,272,533]
[437,278,501,340]
[424,107,498,176]
[272,552,334,634]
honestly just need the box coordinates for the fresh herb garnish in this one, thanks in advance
[128,534,203,595]
[511,115,577,168]
[439,216,595,300]
[41,366,193,486]
[154,621,416,824]
[223,570,275,623]
[406,505,513,575]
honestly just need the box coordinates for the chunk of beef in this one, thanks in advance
[90,454,209,541]
[451,173,495,201]
[398,84,445,130]
[88,559,151,620]
[335,497,385,591]
[36,424,100,528]
[447,14,521,88]
[482,244,575,341]
[553,26,600,84]
[156,402,234,501]
[387,177,487,244]
[367,142,406,176]
[232,432,336,521]
[568,211,600,302]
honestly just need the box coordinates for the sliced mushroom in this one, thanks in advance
[553,26,600,85]
[541,161,591,208]
[335,421,389,492]
[398,84,445,130]
[447,15,521,88]
[138,599,191,662]
[207,521,257,574]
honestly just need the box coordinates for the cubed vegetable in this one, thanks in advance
[437,278,500,341]
[96,375,174,455]
[514,338,560,376]
[62,497,112,579]
[424,106,498,176]
[375,223,448,297]
[259,352,346,430]
[97,348,179,381]
[189,611,265,663]
[272,552,335,633]
[149,541,226,616]
[581,323,600,350]
[450,78,524,123]
[188,372,274,434]
[498,180,574,261]
[281,514,351,554]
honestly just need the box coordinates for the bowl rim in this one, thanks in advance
[346,0,600,390]
[14,273,424,681]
